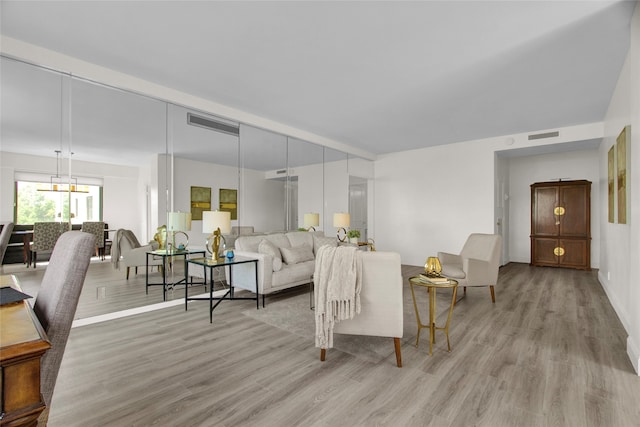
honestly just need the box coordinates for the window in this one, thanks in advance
[15,181,102,224]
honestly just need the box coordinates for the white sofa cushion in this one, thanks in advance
[258,239,283,272]
[280,244,315,265]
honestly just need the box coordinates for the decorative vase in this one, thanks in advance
[350,237,359,244]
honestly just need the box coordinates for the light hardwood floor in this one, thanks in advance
[6,261,640,426]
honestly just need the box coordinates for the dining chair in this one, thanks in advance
[30,222,66,268]
[81,221,106,260]
[33,231,95,424]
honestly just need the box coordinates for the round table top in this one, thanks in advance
[409,275,459,288]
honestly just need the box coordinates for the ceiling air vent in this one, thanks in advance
[528,131,559,141]
[187,113,239,137]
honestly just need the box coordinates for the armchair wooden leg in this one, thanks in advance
[126,267,130,280]
[490,285,495,303]
[394,337,402,368]
[320,348,326,361]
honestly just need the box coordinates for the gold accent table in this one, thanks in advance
[409,275,458,356]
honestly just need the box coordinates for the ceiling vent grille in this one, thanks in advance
[187,113,239,136]
[528,131,559,141]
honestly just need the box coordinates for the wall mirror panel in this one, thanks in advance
[323,148,349,237]
[1,55,374,320]
[166,103,240,250]
[287,137,324,231]
[347,155,375,242]
[238,124,288,233]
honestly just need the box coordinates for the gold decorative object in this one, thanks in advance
[424,256,442,277]
[153,225,167,249]
[553,206,566,216]
[554,247,565,256]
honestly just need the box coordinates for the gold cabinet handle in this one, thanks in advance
[554,247,565,256]
[554,206,566,216]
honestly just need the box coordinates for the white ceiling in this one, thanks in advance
[0,1,636,164]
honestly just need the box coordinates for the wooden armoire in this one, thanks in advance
[530,180,591,270]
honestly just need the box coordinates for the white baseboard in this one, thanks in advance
[72,289,230,328]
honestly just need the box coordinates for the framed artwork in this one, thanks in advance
[608,145,615,223]
[617,126,629,224]
[190,186,211,221]
[219,188,237,220]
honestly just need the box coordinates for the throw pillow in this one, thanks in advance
[313,235,338,255]
[280,244,315,265]
[258,239,283,272]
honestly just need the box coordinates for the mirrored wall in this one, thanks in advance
[0,55,374,317]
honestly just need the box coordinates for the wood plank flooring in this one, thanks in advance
[5,261,640,426]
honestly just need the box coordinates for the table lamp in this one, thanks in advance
[304,213,319,232]
[168,211,191,251]
[202,210,231,259]
[333,212,350,242]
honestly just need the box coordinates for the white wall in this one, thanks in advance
[507,149,600,267]
[375,140,496,267]
[599,4,640,374]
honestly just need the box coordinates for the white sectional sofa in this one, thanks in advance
[232,230,337,303]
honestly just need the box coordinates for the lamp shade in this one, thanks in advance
[202,210,231,234]
[333,212,350,228]
[168,211,192,232]
[304,213,320,228]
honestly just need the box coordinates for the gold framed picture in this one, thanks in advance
[617,126,629,224]
[219,188,237,220]
[608,145,615,223]
[190,186,211,221]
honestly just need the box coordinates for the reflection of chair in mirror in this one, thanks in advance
[315,248,403,367]
[111,229,162,279]
[33,231,95,424]
[81,221,105,260]
[0,222,14,272]
[438,233,502,303]
[30,222,66,268]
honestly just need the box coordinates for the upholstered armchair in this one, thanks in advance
[111,229,162,279]
[438,233,502,303]
[81,221,105,259]
[30,222,67,268]
[317,250,404,367]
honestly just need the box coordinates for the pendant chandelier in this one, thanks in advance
[37,150,89,193]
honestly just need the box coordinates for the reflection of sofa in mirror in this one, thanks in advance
[233,231,337,302]
[223,226,255,251]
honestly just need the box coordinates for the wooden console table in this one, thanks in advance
[0,275,51,426]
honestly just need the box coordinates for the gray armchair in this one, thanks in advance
[438,233,502,303]
[33,231,95,423]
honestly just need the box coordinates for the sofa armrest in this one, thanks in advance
[463,257,493,286]
[233,251,273,293]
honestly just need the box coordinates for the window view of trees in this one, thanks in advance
[16,181,101,224]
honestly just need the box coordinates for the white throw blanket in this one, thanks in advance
[314,245,362,349]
